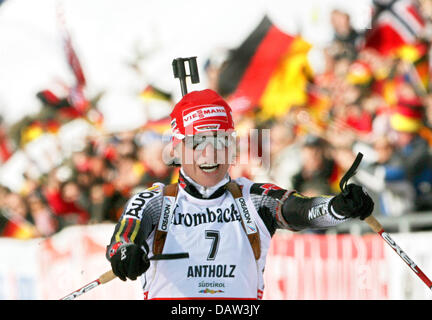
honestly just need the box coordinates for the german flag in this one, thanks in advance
[396,42,430,92]
[305,86,331,130]
[142,116,171,134]
[328,164,342,194]
[217,15,313,120]
[0,210,38,239]
[20,121,44,146]
[346,60,373,87]
[140,85,172,102]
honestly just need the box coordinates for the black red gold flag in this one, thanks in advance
[217,15,312,120]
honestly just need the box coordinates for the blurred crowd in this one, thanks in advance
[0,129,178,238]
[227,5,432,222]
[2,2,432,239]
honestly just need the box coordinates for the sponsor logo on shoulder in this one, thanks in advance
[125,186,161,219]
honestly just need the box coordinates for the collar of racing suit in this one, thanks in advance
[178,168,231,199]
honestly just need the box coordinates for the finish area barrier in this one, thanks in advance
[0,225,431,299]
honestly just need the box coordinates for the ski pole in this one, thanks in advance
[364,215,432,290]
[340,152,432,291]
[60,252,189,300]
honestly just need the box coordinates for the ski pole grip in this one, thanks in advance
[99,270,116,284]
[339,152,363,195]
[364,215,383,233]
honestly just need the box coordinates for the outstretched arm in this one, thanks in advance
[250,183,373,235]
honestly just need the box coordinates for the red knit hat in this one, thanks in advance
[170,89,235,146]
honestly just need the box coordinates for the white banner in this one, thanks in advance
[1,225,431,299]
[263,231,432,300]
[0,224,142,300]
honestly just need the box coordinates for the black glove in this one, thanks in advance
[110,242,150,281]
[330,184,374,220]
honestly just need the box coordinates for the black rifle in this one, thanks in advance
[172,57,200,96]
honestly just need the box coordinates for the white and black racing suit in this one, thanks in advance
[106,169,348,299]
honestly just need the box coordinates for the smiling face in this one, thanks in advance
[174,132,235,187]
[168,89,237,186]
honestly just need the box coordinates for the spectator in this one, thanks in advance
[291,135,339,196]
[420,93,432,146]
[333,136,415,217]
[4,192,33,224]
[27,192,58,237]
[329,9,360,61]
[88,182,106,223]
[2,191,40,239]
[43,173,90,227]
[252,119,302,189]
[389,104,432,211]
[138,141,175,188]
[204,48,229,92]
[0,185,11,208]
